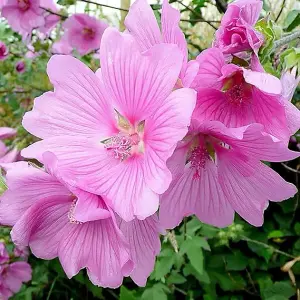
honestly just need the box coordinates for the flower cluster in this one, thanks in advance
[0,242,32,300]
[0,0,299,290]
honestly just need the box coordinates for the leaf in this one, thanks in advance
[120,286,136,300]
[152,249,176,280]
[263,282,296,299]
[294,223,300,235]
[166,271,187,285]
[183,265,211,284]
[142,284,169,300]
[186,242,204,274]
[284,10,300,31]
[268,230,285,239]
[224,251,248,271]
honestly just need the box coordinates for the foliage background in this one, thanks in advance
[1,0,300,299]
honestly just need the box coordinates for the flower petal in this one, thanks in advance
[100,28,183,123]
[23,55,116,140]
[124,0,162,51]
[119,214,161,286]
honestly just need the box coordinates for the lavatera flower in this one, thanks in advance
[160,119,299,229]
[0,154,162,287]
[22,28,196,222]
[192,48,300,143]
[125,0,199,88]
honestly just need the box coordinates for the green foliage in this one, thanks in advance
[284,10,300,32]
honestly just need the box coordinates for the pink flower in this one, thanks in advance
[0,157,162,287]
[160,119,299,229]
[22,28,196,221]
[125,0,199,88]
[280,70,300,137]
[192,48,297,142]
[15,61,26,73]
[0,41,9,61]
[58,13,108,55]
[0,158,133,288]
[0,243,9,264]
[214,0,264,54]
[38,0,60,36]
[13,246,29,259]
[0,128,19,163]
[1,0,45,39]
[52,35,73,55]
[0,261,32,299]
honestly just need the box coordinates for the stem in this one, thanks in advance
[181,18,220,23]
[46,277,58,300]
[273,31,300,50]
[281,162,300,174]
[241,236,296,259]
[41,7,68,19]
[77,0,129,12]
[176,0,218,30]
[275,0,286,22]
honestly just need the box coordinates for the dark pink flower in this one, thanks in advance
[1,0,45,39]
[160,120,298,228]
[214,0,264,54]
[0,243,9,264]
[15,61,26,73]
[192,48,298,142]
[0,41,9,61]
[0,261,32,298]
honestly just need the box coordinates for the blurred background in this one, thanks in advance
[1,0,300,299]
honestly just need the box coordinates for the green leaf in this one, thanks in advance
[284,10,300,31]
[224,251,248,271]
[256,16,276,63]
[268,230,285,239]
[183,265,211,284]
[120,286,136,300]
[186,243,204,274]
[263,282,295,299]
[166,271,187,285]
[294,223,300,235]
[152,249,175,280]
[142,284,169,300]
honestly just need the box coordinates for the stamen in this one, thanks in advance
[104,134,134,161]
[189,146,209,179]
[68,199,83,225]
[17,0,30,10]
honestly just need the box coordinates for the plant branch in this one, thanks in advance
[275,0,286,23]
[273,31,300,50]
[77,0,129,12]
[281,162,300,174]
[241,236,296,259]
[181,18,220,23]
[215,0,227,14]
[176,0,218,30]
[41,7,68,19]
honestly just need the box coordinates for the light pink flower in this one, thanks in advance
[0,158,134,288]
[0,41,9,61]
[1,0,45,39]
[0,128,19,163]
[0,0,7,9]
[13,246,29,259]
[160,119,299,228]
[15,61,26,73]
[192,48,297,142]
[0,243,9,264]
[22,28,196,221]
[52,35,73,55]
[58,13,108,55]
[0,261,31,299]
[214,0,264,54]
[125,0,199,88]
[38,0,60,36]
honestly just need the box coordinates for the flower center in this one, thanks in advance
[82,27,95,40]
[17,0,30,10]
[223,72,252,107]
[190,146,209,178]
[68,199,83,225]
[104,133,140,161]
